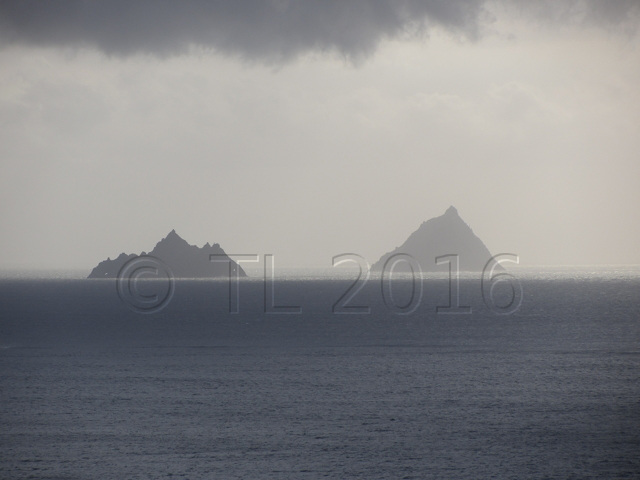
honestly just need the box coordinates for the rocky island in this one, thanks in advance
[88,230,246,278]
[372,206,496,272]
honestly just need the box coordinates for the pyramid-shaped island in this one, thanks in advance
[372,206,496,272]
[88,230,246,278]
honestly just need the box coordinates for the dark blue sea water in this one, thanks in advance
[1,268,639,479]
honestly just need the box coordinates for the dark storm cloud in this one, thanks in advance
[0,0,638,60]
[0,0,485,59]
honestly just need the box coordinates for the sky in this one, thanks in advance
[1,0,639,270]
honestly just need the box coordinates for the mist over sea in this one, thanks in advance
[1,267,639,479]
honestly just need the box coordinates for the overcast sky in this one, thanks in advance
[1,1,639,270]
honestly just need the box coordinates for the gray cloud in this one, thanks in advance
[503,0,640,29]
[1,1,637,61]
[0,0,487,60]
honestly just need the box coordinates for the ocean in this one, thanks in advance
[1,267,639,479]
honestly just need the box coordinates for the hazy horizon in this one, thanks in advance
[1,1,639,270]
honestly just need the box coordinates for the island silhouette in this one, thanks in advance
[89,207,496,278]
[88,230,247,278]
[372,206,496,272]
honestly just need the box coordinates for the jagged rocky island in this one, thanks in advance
[372,206,496,272]
[88,230,246,278]
[89,207,495,278]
